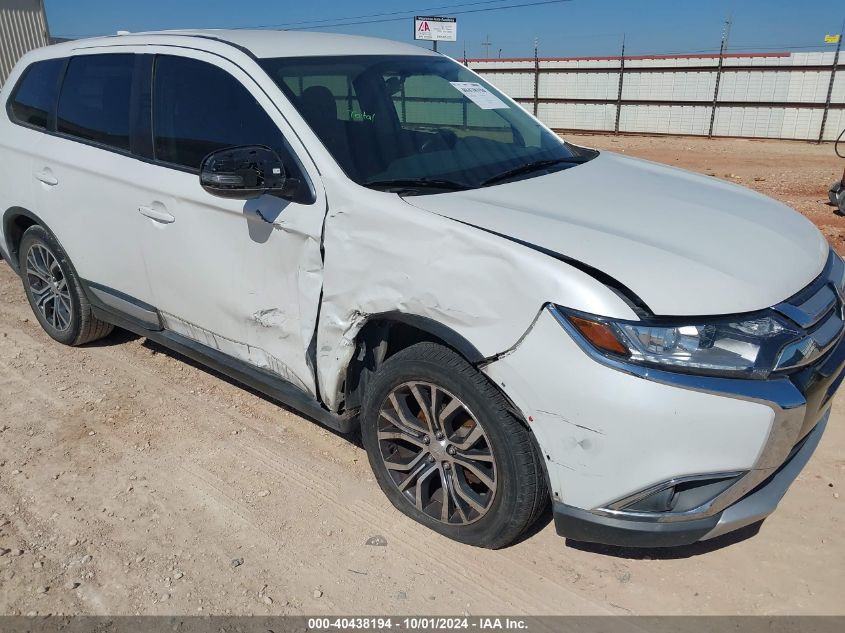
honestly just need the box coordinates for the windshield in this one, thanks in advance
[259,55,595,193]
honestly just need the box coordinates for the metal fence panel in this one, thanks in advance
[469,51,844,141]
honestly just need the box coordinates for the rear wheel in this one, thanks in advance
[361,342,549,548]
[19,225,113,346]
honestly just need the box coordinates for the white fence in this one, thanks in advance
[468,51,845,141]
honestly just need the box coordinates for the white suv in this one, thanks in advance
[1,30,841,549]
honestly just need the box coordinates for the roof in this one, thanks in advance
[54,29,439,59]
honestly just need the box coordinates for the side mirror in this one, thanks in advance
[199,145,299,200]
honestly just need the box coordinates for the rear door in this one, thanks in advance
[135,51,327,396]
[29,52,155,308]
[1,57,64,263]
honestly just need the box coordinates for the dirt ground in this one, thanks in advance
[1,135,844,617]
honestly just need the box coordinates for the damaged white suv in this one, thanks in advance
[1,30,842,549]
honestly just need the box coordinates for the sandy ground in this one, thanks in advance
[1,135,844,617]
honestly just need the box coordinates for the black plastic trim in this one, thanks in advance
[370,311,486,364]
[2,207,48,274]
[85,295,356,434]
[553,501,719,547]
[82,279,162,331]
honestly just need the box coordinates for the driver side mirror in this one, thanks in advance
[199,145,300,200]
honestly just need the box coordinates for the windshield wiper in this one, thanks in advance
[481,157,588,187]
[364,178,471,193]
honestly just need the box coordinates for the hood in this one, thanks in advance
[404,152,829,317]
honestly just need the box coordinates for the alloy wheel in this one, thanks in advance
[376,381,497,525]
[25,243,73,332]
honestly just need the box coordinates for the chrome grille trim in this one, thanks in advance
[773,251,845,371]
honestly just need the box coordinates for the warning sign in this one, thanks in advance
[414,16,457,42]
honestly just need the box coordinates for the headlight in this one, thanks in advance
[559,308,806,379]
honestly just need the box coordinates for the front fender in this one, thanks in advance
[315,180,639,411]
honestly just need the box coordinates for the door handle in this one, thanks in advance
[34,169,58,186]
[138,204,175,224]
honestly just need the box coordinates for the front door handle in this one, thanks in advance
[138,204,175,224]
[34,169,58,186]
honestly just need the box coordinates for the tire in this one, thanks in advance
[18,225,113,346]
[361,342,549,548]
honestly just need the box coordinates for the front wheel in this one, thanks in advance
[361,342,549,548]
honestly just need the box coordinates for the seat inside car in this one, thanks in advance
[298,85,356,178]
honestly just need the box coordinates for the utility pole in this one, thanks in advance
[462,40,467,64]
[533,37,540,117]
[498,48,502,58]
[614,33,626,135]
[818,18,844,144]
[708,14,732,138]
[481,34,492,58]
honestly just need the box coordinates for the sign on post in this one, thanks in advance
[414,16,457,43]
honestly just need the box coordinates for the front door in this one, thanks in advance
[135,52,327,396]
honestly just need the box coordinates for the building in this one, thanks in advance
[0,0,50,87]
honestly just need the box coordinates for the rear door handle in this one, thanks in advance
[138,204,175,224]
[34,169,58,186]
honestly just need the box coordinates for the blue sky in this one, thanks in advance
[44,0,845,59]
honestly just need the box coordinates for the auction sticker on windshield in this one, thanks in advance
[449,82,509,109]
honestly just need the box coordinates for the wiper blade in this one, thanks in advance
[364,178,471,193]
[481,157,587,186]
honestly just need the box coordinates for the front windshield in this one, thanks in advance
[259,55,595,193]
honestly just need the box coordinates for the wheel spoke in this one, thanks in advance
[33,286,54,310]
[438,468,452,522]
[378,430,427,449]
[55,296,71,330]
[383,449,427,473]
[451,424,484,450]
[410,383,438,435]
[437,397,462,430]
[25,265,51,284]
[413,464,439,510]
[441,467,468,523]
[387,393,427,434]
[452,456,495,490]
[397,458,431,492]
[455,448,495,463]
[451,468,488,514]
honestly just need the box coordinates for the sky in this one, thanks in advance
[43,0,845,59]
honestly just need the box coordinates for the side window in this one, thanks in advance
[8,58,65,129]
[56,54,134,151]
[153,55,287,170]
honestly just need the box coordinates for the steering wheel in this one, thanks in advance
[420,129,458,153]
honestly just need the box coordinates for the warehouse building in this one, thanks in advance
[0,0,50,87]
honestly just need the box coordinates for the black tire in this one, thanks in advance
[18,225,113,346]
[361,342,549,548]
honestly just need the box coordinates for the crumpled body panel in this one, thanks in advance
[315,177,637,411]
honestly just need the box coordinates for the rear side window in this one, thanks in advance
[153,55,287,170]
[8,58,65,129]
[57,54,134,151]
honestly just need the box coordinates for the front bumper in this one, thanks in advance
[483,298,843,547]
[552,412,828,547]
